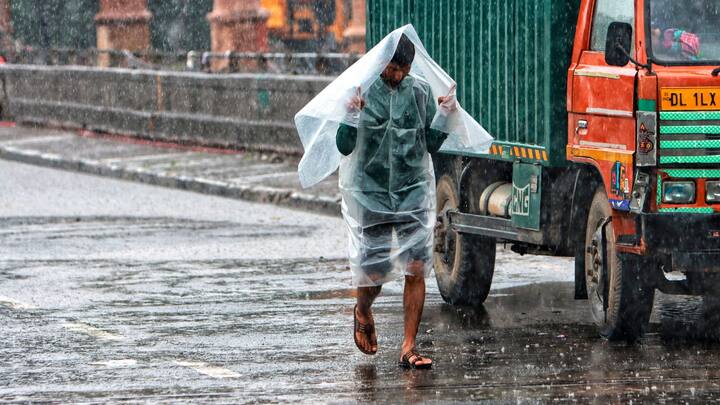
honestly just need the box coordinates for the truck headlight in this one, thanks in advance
[662,181,696,204]
[707,181,720,203]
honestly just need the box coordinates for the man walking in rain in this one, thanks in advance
[336,34,455,369]
[295,25,491,370]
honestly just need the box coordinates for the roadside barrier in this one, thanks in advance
[0,64,333,155]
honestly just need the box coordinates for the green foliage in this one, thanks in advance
[11,0,98,48]
[11,0,213,51]
[149,0,212,52]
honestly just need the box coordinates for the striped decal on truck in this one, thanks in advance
[658,111,720,165]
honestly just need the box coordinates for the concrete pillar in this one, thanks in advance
[0,0,13,50]
[207,0,270,72]
[95,0,152,67]
[343,0,365,53]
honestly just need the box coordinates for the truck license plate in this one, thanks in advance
[661,87,720,111]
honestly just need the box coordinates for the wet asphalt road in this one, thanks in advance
[3,160,720,403]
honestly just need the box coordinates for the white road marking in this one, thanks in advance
[0,135,75,145]
[90,359,137,368]
[0,296,37,310]
[174,361,241,379]
[62,322,124,341]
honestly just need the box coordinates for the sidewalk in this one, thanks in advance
[0,125,341,216]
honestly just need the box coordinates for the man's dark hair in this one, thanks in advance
[391,34,415,67]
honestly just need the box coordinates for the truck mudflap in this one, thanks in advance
[642,213,720,271]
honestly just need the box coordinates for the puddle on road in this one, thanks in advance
[6,254,720,402]
[0,216,314,242]
[655,295,720,341]
[342,284,720,403]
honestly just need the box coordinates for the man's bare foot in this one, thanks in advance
[354,305,378,355]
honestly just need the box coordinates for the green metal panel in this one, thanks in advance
[366,0,581,167]
[511,162,542,230]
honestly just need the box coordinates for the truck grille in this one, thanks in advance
[658,111,720,166]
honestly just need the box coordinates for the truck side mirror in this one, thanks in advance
[604,22,633,67]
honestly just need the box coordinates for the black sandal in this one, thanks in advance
[353,305,377,355]
[399,347,432,369]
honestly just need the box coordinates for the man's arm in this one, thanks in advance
[336,123,357,156]
[426,128,449,154]
[425,90,448,154]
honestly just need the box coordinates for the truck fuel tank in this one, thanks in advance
[479,182,513,218]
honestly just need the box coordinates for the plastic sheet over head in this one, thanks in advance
[295,24,494,188]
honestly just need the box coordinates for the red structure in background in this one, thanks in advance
[0,0,12,52]
[343,0,365,53]
[207,0,269,72]
[95,0,152,67]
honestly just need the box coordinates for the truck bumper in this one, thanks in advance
[641,213,720,272]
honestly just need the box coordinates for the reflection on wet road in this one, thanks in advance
[3,160,720,403]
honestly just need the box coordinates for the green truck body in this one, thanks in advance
[366,0,581,166]
[366,0,720,342]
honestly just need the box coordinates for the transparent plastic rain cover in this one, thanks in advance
[295,24,493,286]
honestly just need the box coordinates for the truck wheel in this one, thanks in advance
[434,175,495,307]
[585,186,655,341]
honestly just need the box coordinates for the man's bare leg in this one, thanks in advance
[356,286,381,354]
[401,260,432,366]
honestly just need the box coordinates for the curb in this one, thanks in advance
[0,145,341,217]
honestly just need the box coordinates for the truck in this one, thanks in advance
[264,0,352,52]
[366,0,720,340]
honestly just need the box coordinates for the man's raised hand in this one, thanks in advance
[347,86,366,113]
[438,84,458,115]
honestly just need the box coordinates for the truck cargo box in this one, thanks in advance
[366,0,581,166]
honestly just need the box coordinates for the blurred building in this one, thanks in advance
[4,0,366,58]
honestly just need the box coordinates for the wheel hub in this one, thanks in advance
[434,205,456,267]
[587,218,611,320]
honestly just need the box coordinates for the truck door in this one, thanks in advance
[570,0,637,209]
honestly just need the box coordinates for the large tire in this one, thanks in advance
[585,186,655,341]
[434,175,496,307]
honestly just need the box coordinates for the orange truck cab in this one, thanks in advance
[565,0,720,339]
[367,0,720,340]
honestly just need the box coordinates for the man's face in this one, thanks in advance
[381,62,411,88]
